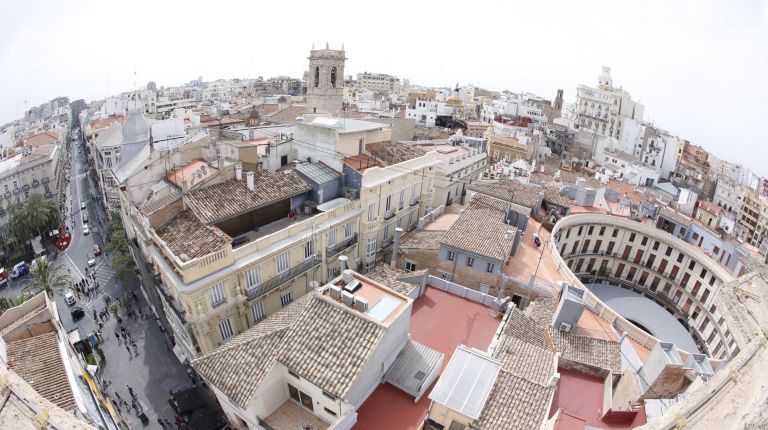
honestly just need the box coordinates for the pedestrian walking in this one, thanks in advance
[92,309,97,320]
[115,330,121,344]
[126,344,132,359]
[104,307,110,320]
[131,341,138,356]
[97,321,103,330]
[115,391,122,403]
[96,330,102,342]
[157,418,166,429]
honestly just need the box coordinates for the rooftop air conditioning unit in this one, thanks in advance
[354,297,369,312]
[559,322,572,332]
[342,291,355,306]
[342,269,354,284]
[329,285,342,300]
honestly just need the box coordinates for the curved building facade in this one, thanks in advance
[550,214,736,360]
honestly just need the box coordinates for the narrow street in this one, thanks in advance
[12,135,196,429]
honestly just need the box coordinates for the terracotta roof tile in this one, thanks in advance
[265,105,306,125]
[366,141,426,166]
[468,179,541,209]
[440,195,515,261]
[185,170,311,224]
[474,369,554,430]
[399,230,444,250]
[365,265,421,296]
[548,327,622,373]
[278,297,385,398]
[156,210,230,259]
[191,294,312,407]
[543,187,570,207]
[7,332,75,411]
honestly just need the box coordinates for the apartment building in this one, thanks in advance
[192,269,443,430]
[736,188,768,246]
[671,139,710,194]
[567,66,644,139]
[357,72,402,94]
[0,143,62,226]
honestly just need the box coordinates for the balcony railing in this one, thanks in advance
[407,223,417,232]
[156,283,187,324]
[383,209,396,220]
[247,255,320,301]
[409,198,419,207]
[381,237,394,249]
[327,234,358,258]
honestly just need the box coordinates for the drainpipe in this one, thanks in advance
[390,227,404,267]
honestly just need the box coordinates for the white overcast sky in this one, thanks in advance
[2,0,767,175]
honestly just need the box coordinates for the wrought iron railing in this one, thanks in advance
[327,234,358,258]
[246,255,320,301]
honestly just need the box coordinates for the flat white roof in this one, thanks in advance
[429,345,501,419]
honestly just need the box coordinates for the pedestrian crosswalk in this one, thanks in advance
[93,262,116,286]
[57,256,85,285]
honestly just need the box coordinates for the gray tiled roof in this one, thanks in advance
[191,294,313,407]
[365,265,421,296]
[440,195,515,261]
[493,336,555,386]
[193,293,386,406]
[473,370,554,430]
[185,170,312,224]
[468,179,541,209]
[278,297,384,398]
[366,141,426,166]
[7,332,75,411]
[548,327,622,374]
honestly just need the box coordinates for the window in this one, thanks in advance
[366,237,377,261]
[486,263,495,273]
[218,318,234,341]
[276,252,290,274]
[405,260,416,272]
[712,245,720,255]
[383,224,390,242]
[328,229,337,247]
[641,236,648,246]
[588,226,594,235]
[344,221,353,238]
[411,183,418,201]
[440,271,453,281]
[245,267,260,289]
[447,251,455,261]
[652,241,660,251]
[252,302,265,323]
[399,190,405,209]
[280,291,294,307]
[304,240,315,259]
[612,228,619,238]
[324,407,337,417]
[209,283,226,307]
[385,194,392,211]
[322,390,336,401]
[688,260,696,271]
[677,253,684,263]
[665,246,673,257]
[367,202,377,222]
[466,256,474,267]
[629,233,636,242]
[599,226,606,236]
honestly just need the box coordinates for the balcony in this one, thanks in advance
[246,255,320,301]
[382,237,394,249]
[32,179,39,188]
[156,283,187,324]
[327,234,358,258]
[383,208,396,220]
[12,188,19,195]
[3,191,10,199]
[407,223,417,232]
[42,177,49,184]
[409,198,419,207]
[22,184,29,192]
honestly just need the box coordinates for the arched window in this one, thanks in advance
[331,67,337,88]
[314,66,320,88]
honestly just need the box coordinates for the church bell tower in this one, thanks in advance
[306,43,346,116]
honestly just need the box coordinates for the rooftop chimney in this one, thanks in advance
[246,171,254,191]
[390,227,404,267]
[339,255,348,273]
[235,163,242,181]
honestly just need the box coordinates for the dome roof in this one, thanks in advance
[122,111,150,145]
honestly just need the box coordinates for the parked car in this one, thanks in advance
[87,253,96,267]
[83,224,90,235]
[64,290,76,306]
[70,307,85,321]
[0,268,7,288]
[82,213,89,224]
[10,262,29,280]
[93,243,102,256]
[80,201,86,210]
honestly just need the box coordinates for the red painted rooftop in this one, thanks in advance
[550,368,646,430]
[353,286,501,430]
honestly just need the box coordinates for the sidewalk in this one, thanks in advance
[90,281,193,429]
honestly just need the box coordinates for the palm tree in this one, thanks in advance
[22,258,71,298]
[23,193,59,238]
[7,203,31,248]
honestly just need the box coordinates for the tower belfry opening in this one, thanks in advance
[305,44,346,117]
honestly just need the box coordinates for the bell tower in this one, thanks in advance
[306,43,346,116]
